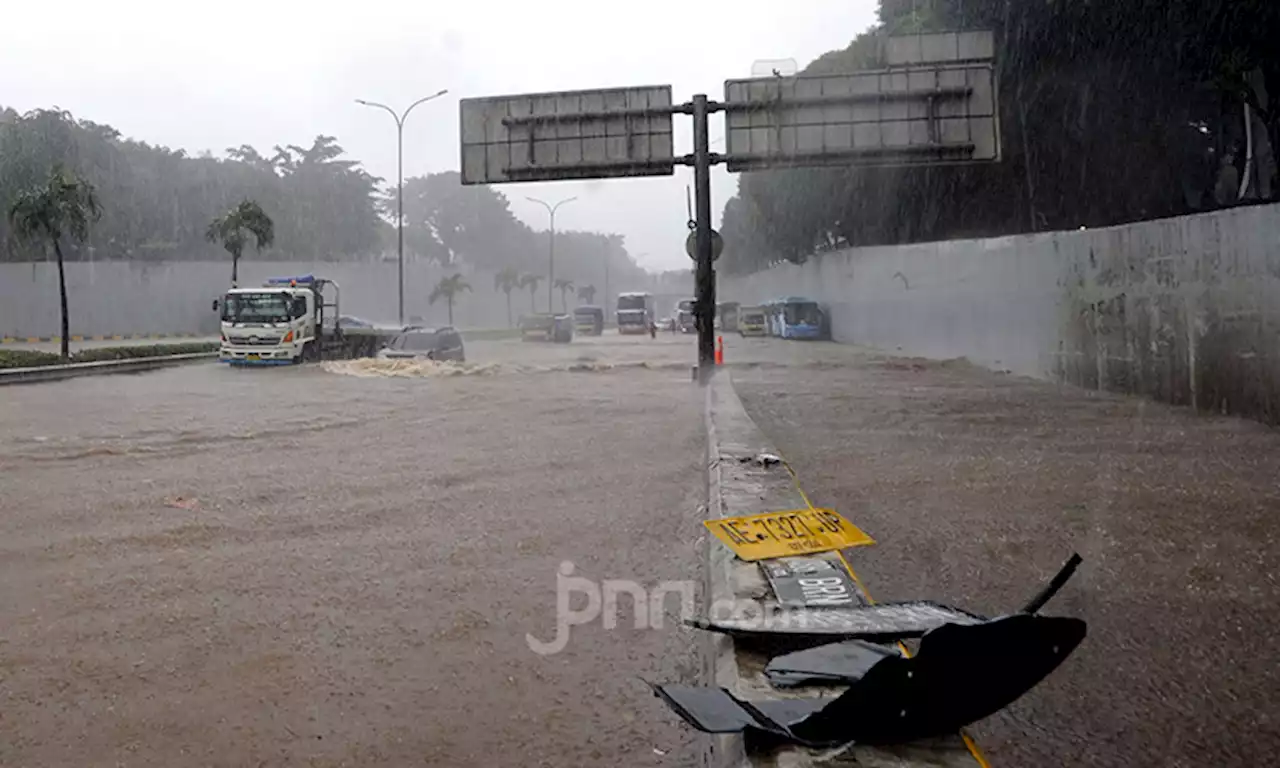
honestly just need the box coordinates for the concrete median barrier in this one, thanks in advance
[701,368,983,768]
[0,352,217,386]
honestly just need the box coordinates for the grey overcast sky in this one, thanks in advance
[1,0,878,272]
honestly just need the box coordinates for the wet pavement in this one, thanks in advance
[0,332,715,767]
[732,344,1280,768]
[6,330,1273,766]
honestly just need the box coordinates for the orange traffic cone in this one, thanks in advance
[715,336,724,365]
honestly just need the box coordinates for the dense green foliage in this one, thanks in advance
[0,109,649,292]
[720,0,1280,274]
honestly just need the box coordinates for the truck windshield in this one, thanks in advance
[222,293,291,324]
[677,300,695,312]
[617,296,647,311]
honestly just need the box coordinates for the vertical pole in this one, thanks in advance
[692,94,716,378]
[548,210,556,313]
[396,117,405,327]
[603,250,610,326]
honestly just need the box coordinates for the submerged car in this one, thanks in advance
[376,327,465,362]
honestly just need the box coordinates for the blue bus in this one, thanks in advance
[767,296,828,340]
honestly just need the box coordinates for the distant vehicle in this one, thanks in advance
[616,292,655,335]
[738,305,766,336]
[573,305,604,336]
[766,296,829,340]
[376,327,465,362]
[214,275,400,365]
[520,313,574,343]
[676,299,696,334]
[718,302,740,333]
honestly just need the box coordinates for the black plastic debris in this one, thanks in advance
[656,553,1088,746]
[764,639,904,688]
[653,613,1087,747]
[685,552,1084,644]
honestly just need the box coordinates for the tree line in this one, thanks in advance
[720,0,1280,275]
[0,106,651,297]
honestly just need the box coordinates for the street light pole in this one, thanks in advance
[526,196,577,313]
[355,89,448,326]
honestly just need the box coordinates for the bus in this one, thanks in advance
[616,292,655,334]
[768,296,829,340]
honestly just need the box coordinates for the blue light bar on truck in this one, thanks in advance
[265,275,316,285]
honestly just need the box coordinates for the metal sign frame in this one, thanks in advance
[459,85,678,184]
[455,30,999,376]
[722,62,999,172]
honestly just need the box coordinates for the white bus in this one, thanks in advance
[616,292,655,334]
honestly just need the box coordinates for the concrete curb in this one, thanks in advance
[0,353,218,385]
[702,368,980,768]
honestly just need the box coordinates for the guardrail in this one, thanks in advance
[0,352,218,385]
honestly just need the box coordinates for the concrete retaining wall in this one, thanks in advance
[722,203,1280,424]
[0,259,692,340]
[0,259,526,338]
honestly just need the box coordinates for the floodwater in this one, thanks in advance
[736,350,1280,767]
[0,332,718,767]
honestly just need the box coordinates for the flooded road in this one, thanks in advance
[734,348,1280,768]
[0,332,714,767]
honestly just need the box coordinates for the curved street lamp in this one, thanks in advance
[526,196,577,313]
[355,89,449,326]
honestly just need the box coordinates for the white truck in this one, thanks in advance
[213,275,400,365]
[616,291,655,335]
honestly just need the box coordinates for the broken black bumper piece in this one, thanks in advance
[655,554,1087,746]
[653,613,1087,747]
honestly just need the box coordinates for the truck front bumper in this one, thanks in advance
[220,345,299,364]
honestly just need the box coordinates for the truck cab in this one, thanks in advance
[215,275,336,365]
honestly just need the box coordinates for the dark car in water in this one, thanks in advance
[376,327,465,362]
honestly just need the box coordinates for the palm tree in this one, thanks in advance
[7,165,101,359]
[429,273,471,326]
[519,274,543,313]
[206,199,274,286]
[554,278,575,312]
[493,266,521,327]
[577,284,597,305]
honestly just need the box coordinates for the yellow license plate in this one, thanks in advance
[246,353,260,360]
[705,508,873,561]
